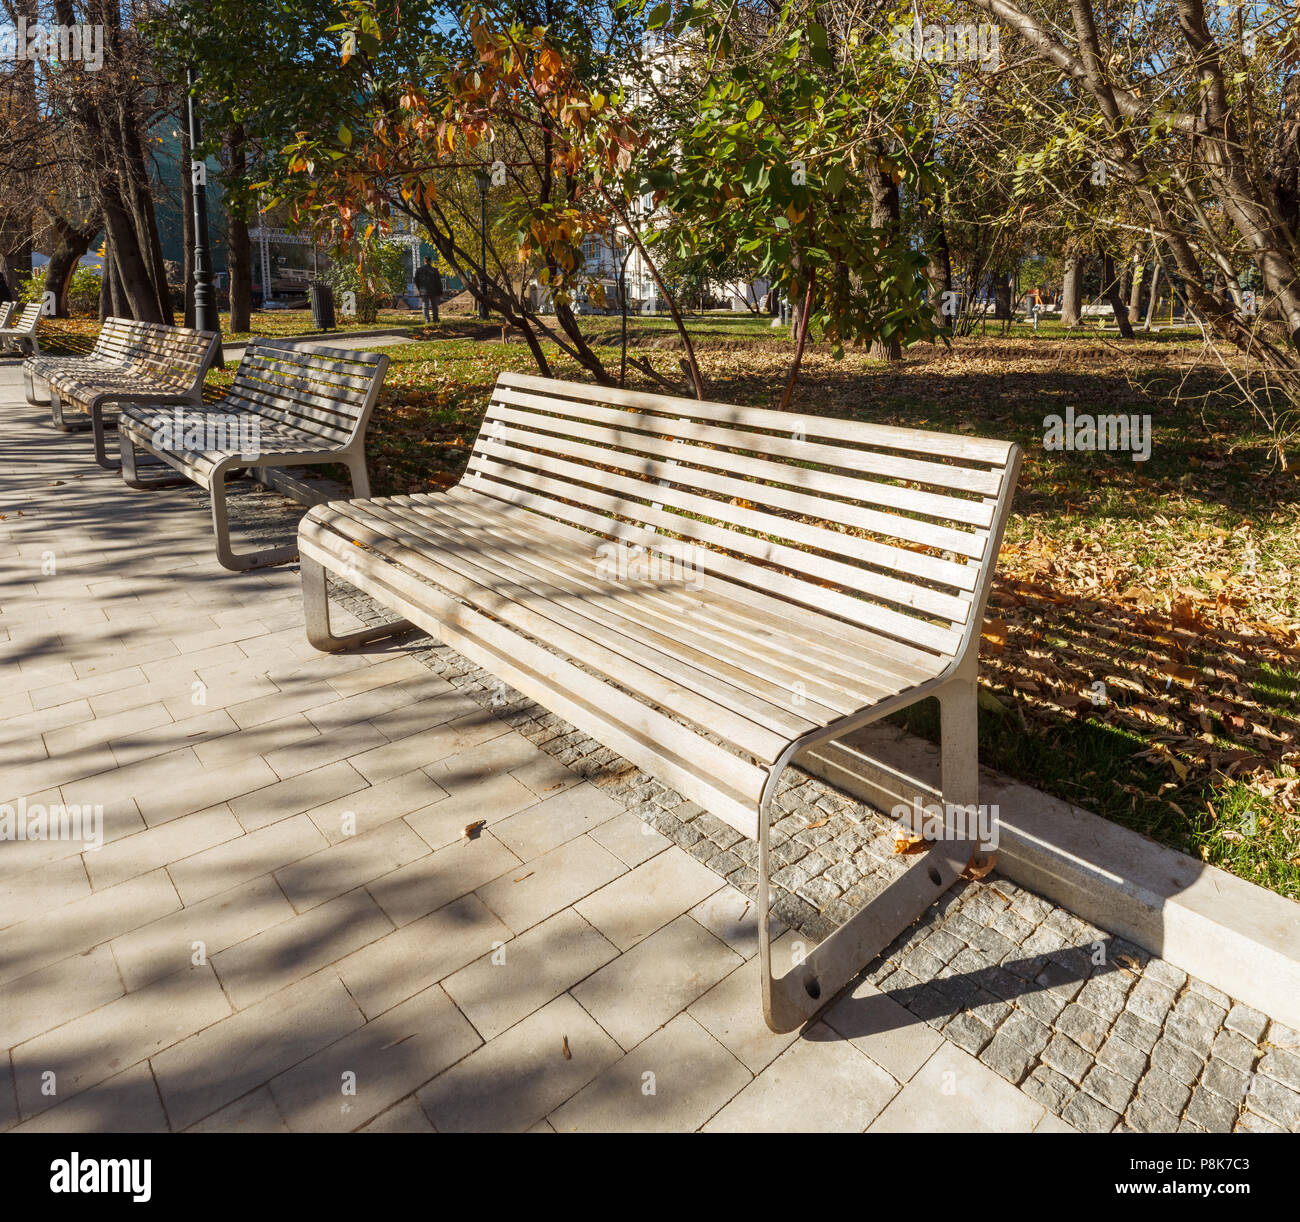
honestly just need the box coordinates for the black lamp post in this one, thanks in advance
[185,66,222,355]
[473,168,490,321]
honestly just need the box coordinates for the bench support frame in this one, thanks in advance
[297,430,1020,1035]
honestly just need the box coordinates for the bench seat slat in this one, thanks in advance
[379,493,874,723]
[337,498,805,763]
[429,491,916,705]
[300,524,767,836]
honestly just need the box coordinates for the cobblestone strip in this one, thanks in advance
[334,580,1300,1133]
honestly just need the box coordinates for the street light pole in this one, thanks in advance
[474,169,489,321]
[185,66,223,359]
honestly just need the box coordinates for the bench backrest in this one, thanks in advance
[0,302,14,328]
[124,322,219,391]
[225,340,389,448]
[466,372,1021,670]
[91,318,154,364]
[3,303,41,334]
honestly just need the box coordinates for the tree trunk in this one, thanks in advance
[1127,257,1144,323]
[99,244,113,321]
[926,210,953,330]
[1100,249,1136,338]
[1142,258,1162,329]
[42,217,99,317]
[868,144,903,361]
[994,273,1013,320]
[1061,254,1083,326]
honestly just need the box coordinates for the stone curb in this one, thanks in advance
[807,724,1300,1031]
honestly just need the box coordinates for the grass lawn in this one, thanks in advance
[30,309,1300,899]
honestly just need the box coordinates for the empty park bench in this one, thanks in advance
[26,319,220,464]
[296,371,1022,1033]
[0,302,15,329]
[117,339,389,571]
[24,317,154,407]
[0,302,42,355]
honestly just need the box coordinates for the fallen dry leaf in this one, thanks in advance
[463,820,486,840]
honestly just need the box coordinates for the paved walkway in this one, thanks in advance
[1,354,1296,1133]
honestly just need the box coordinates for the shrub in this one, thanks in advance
[325,239,409,324]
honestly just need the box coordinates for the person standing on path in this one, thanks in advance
[415,257,442,324]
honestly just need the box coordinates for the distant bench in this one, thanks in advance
[118,339,389,571]
[296,371,1022,1033]
[0,303,42,356]
[24,318,220,465]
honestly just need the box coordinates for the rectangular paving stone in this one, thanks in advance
[152,969,365,1130]
[688,953,802,1075]
[358,1097,436,1133]
[587,810,673,870]
[269,984,481,1132]
[573,846,722,951]
[228,760,369,834]
[490,783,623,862]
[303,767,449,845]
[368,835,521,928]
[349,713,512,784]
[13,964,231,1119]
[0,943,125,1050]
[84,804,244,892]
[186,1086,290,1132]
[475,834,626,935]
[273,820,431,913]
[167,812,328,906]
[870,1042,1045,1133]
[571,915,743,1051]
[0,854,93,931]
[1186,1085,1237,1132]
[0,868,181,986]
[550,1012,750,1133]
[114,876,294,996]
[403,772,537,853]
[12,1063,168,1134]
[701,1024,894,1133]
[1062,1089,1119,1133]
[417,993,622,1132]
[443,908,618,1041]
[212,887,393,1010]
[336,893,513,1020]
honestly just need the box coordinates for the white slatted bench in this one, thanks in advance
[0,302,41,355]
[24,317,151,408]
[0,302,15,330]
[117,339,389,571]
[297,372,1022,1033]
[32,321,220,465]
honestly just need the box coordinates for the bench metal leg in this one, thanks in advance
[209,473,300,572]
[302,554,414,650]
[91,404,121,469]
[344,454,371,498]
[758,677,983,1034]
[119,429,188,490]
[24,365,49,406]
[49,391,90,433]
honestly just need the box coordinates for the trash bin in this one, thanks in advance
[308,280,336,332]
